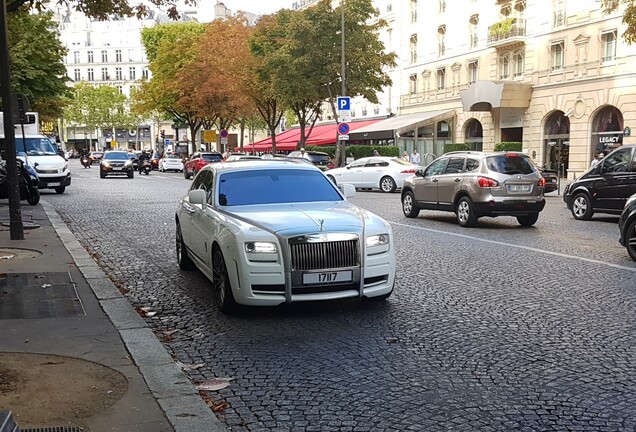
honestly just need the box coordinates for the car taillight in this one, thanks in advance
[538,177,546,187]
[477,176,499,187]
[401,169,417,174]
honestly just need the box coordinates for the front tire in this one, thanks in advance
[401,191,420,218]
[100,172,106,179]
[212,247,238,314]
[625,220,636,261]
[54,186,65,194]
[184,169,191,180]
[517,213,539,227]
[571,193,593,220]
[26,188,40,205]
[176,224,195,270]
[380,176,396,193]
[456,196,478,227]
[128,171,134,179]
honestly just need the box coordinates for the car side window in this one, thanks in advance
[349,160,366,168]
[630,148,636,172]
[204,172,215,205]
[190,170,209,191]
[365,158,387,167]
[444,158,465,174]
[465,158,479,172]
[424,158,448,176]
[600,148,633,174]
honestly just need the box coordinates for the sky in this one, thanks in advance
[223,0,293,15]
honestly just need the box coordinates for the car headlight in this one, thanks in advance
[102,162,110,168]
[124,160,132,167]
[245,242,277,253]
[366,234,390,248]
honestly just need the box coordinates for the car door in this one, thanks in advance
[180,172,208,260]
[595,147,635,211]
[436,157,466,209]
[189,170,218,267]
[362,158,388,187]
[413,158,448,206]
[338,159,366,186]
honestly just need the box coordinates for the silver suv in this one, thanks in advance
[401,151,547,227]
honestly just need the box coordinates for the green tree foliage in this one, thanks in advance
[3,9,70,120]
[601,0,636,43]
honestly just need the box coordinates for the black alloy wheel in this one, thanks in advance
[212,247,238,314]
[626,220,636,261]
[571,192,593,220]
[401,191,420,218]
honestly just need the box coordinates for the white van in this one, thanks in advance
[0,113,71,193]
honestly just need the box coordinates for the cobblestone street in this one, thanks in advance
[43,160,636,431]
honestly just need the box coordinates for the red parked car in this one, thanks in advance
[184,152,224,179]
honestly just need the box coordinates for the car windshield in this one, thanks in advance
[104,152,130,161]
[3,137,59,156]
[307,154,329,163]
[218,169,342,206]
[165,154,180,159]
[202,153,223,162]
[486,155,535,175]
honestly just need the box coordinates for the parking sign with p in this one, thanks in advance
[337,96,351,111]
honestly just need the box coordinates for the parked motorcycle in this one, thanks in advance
[81,155,91,168]
[0,159,40,206]
[140,160,152,175]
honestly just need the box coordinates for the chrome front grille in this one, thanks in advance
[289,237,359,271]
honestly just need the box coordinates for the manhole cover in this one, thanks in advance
[0,248,42,261]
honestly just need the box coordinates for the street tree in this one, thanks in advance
[3,9,70,120]
[63,83,102,148]
[140,22,205,153]
[601,1,636,43]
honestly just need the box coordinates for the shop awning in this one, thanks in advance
[348,110,455,141]
[460,80,533,112]
[246,118,384,152]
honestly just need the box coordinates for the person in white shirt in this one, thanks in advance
[410,149,421,165]
[590,152,604,168]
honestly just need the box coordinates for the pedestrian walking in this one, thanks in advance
[590,152,604,168]
[373,149,380,156]
[410,149,421,165]
[401,151,409,161]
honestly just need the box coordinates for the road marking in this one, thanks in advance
[390,220,636,272]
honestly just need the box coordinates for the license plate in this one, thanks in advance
[47,182,60,187]
[508,184,531,192]
[303,270,352,285]
[550,179,557,183]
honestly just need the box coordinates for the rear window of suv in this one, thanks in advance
[307,154,330,164]
[486,155,535,175]
[202,153,223,162]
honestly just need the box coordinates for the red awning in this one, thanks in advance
[246,119,384,152]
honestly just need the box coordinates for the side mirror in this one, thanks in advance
[188,189,206,205]
[340,183,356,198]
[416,169,424,177]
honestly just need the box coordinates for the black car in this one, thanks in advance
[538,167,558,193]
[618,193,636,261]
[287,150,332,171]
[563,144,636,220]
[100,151,135,178]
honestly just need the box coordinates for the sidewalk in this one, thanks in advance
[0,200,225,432]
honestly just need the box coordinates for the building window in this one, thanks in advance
[101,50,108,63]
[499,54,510,79]
[86,31,92,47]
[409,74,417,94]
[129,67,136,80]
[117,85,123,94]
[410,34,418,64]
[87,68,94,81]
[142,68,149,79]
[439,0,446,13]
[438,25,446,57]
[87,50,93,63]
[551,41,564,71]
[468,60,478,84]
[436,67,446,90]
[410,0,417,23]
[513,51,524,77]
[554,0,566,27]
[115,67,122,80]
[101,67,108,81]
[115,50,122,62]
[602,30,617,62]
[73,69,80,81]
[469,15,479,49]
[73,51,80,64]
[387,4,392,12]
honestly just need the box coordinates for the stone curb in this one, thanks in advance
[40,200,227,432]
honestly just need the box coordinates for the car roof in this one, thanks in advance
[202,158,320,173]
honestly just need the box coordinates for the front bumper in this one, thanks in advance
[37,173,71,189]
[101,165,134,175]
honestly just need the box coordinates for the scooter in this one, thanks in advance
[140,160,152,175]
[81,155,91,168]
[0,159,40,206]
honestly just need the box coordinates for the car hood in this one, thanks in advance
[227,201,383,235]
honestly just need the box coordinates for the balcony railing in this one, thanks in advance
[487,19,526,47]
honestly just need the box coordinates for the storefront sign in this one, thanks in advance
[598,135,622,145]
[499,108,524,129]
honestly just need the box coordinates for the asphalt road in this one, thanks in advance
[43,160,636,432]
